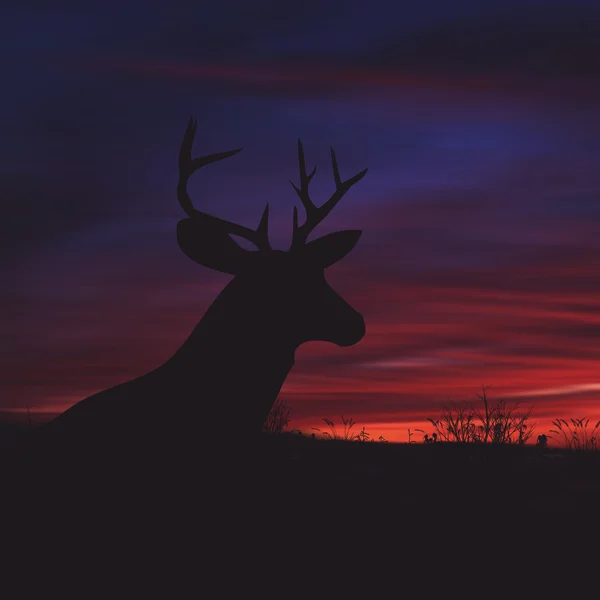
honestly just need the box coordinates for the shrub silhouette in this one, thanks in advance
[425,385,535,444]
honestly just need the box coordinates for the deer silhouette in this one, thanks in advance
[35,117,367,459]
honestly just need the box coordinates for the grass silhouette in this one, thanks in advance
[261,397,292,434]
[549,418,600,451]
[312,415,362,441]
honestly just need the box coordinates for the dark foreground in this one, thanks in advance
[2,426,598,589]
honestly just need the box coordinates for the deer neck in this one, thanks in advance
[164,282,297,419]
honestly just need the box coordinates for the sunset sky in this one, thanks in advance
[3,0,600,442]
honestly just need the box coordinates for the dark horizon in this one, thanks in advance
[4,0,600,442]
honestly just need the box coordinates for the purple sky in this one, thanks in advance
[3,0,600,441]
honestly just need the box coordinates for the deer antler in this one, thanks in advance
[289,140,367,250]
[178,117,271,251]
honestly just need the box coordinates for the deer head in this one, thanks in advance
[176,117,367,352]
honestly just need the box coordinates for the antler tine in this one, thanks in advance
[290,141,367,249]
[320,146,368,218]
[289,139,317,218]
[178,117,271,251]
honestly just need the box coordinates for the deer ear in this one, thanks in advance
[177,219,251,275]
[301,230,362,268]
